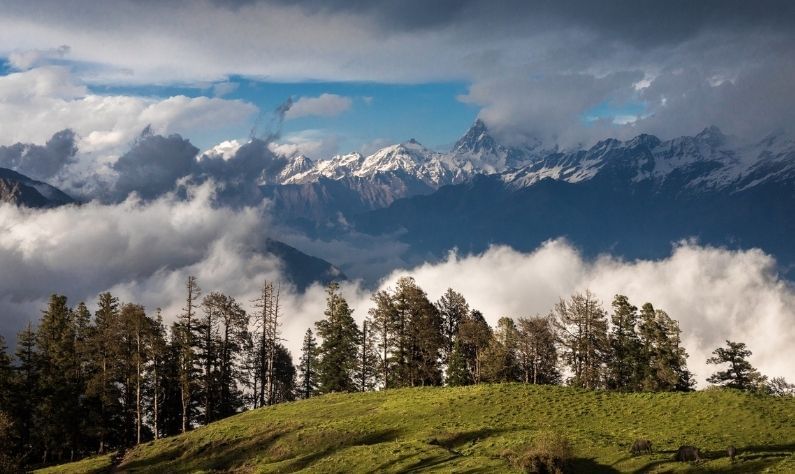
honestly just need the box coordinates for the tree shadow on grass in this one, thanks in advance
[118,425,295,473]
[629,442,795,474]
[278,428,401,472]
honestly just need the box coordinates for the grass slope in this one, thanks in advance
[42,384,795,473]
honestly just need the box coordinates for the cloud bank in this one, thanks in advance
[1,187,792,387]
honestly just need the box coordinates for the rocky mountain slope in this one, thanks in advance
[0,167,75,207]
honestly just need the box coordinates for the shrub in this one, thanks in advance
[506,431,573,474]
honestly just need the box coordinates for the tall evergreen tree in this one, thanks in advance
[355,320,380,392]
[149,309,168,440]
[481,317,520,383]
[457,310,492,384]
[516,316,560,385]
[34,295,81,462]
[436,288,469,365]
[553,291,609,389]
[297,329,319,399]
[368,290,397,388]
[85,292,122,453]
[706,340,765,390]
[215,295,248,418]
[315,282,360,393]
[392,277,443,387]
[13,323,38,457]
[607,295,641,391]
[445,339,472,386]
[178,276,200,433]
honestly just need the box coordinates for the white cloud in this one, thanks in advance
[285,94,353,120]
[1,190,792,387]
[0,66,257,195]
[7,44,70,70]
[269,130,340,159]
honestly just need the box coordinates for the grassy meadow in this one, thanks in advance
[35,384,795,473]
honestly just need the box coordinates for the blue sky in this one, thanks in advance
[92,78,480,153]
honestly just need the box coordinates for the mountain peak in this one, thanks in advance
[452,119,498,155]
[695,125,727,147]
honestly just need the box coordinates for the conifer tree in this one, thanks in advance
[607,295,642,391]
[368,290,397,388]
[34,295,81,462]
[178,276,200,433]
[149,309,168,439]
[315,282,360,393]
[436,288,469,365]
[707,340,765,390]
[216,295,248,418]
[458,310,492,384]
[445,339,472,386]
[0,335,12,414]
[516,316,560,385]
[86,292,121,453]
[553,291,609,389]
[480,317,520,383]
[355,320,380,391]
[297,329,318,398]
[391,277,443,387]
[13,323,38,455]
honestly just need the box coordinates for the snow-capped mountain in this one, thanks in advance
[354,125,795,278]
[450,119,548,174]
[500,126,795,193]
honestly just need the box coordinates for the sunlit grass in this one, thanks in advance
[42,384,795,473]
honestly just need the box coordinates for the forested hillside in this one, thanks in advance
[1,276,791,471]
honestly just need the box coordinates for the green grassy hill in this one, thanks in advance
[35,384,795,473]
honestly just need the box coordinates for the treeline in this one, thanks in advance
[0,276,790,470]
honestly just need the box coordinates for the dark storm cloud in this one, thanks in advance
[224,0,795,47]
[112,131,199,201]
[0,129,77,181]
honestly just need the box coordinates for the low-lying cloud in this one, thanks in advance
[368,241,795,386]
[1,188,792,387]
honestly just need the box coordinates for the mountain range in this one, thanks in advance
[214,119,794,277]
[5,119,795,280]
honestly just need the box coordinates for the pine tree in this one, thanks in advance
[355,320,380,392]
[445,339,472,386]
[149,309,168,440]
[606,295,641,391]
[436,288,469,365]
[480,317,520,383]
[706,340,765,390]
[216,295,248,418]
[368,290,397,388]
[458,310,492,384]
[553,291,609,389]
[636,303,693,391]
[315,282,360,393]
[392,277,443,387]
[297,329,319,398]
[85,292,122,453]
[34,294,81,462]
[252,281,282,407]
[516,316,560,385]
[178,276,200,433]
[269,344,296,403]
[197,293,221,424]
[0,335,12,413]
[13,323,38,455]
